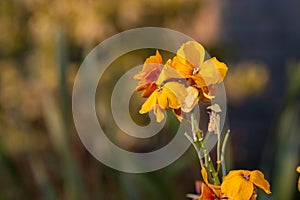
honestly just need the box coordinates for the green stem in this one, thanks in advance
[214,117,221,175]
[191,114,197,142]
[221,129,230,177]
[184,133,204,168]
[189,113,220,185]
[199,139,220,185]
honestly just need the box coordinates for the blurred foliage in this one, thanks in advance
[261,61,300,200]
[0,0,299,200]
[0,0,207,199]
[225,61,269,105]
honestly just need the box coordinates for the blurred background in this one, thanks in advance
[0,0,299,199]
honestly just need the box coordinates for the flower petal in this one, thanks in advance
[139,91,158,114]
[221,170,254,200]
[211,57,228,80]
[201,167,222,197]
[156,65,184,85]
[201,167,209,184]
[177,41,205,69]
[139,90,166,122]
[194,57,228,88]
[161,86,181,109]
[164,82,187,102]
[140,82,156,98]
[199,86,215,102]
[164,82,198,113]
[199,182,217,200]
[134,50,162,86]
[154,104,165,122]
[250,170,271,194]
[298,177,300,192]
[157,89,169,109]
[181,86,199,113]
[166,56,194,78]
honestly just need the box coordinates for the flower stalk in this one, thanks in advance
[184,133,204,169]
[134,41,271,199]
[188,112,221,185]
[221,129,230,177]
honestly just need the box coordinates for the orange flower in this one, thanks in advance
[187,168,222,200]
[136,42,228,121]
[186,168,222,200]
[199,167,222,200]
[139,82,181,122]
[134,50,162,97]
[139,66,186,122]
[221,170,271,200]
[167,41,228,92]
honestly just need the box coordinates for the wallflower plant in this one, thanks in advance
[134,41,271,200]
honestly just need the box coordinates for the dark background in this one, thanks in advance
[0,0,299,199]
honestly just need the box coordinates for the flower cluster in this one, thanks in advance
[134,41,227,122]
[190,167,271,200]
[134,41,271,200]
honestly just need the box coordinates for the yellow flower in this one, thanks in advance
[297,166,300,192]
[167,41,228,92]
[221,170,271,200]
[139,82,181,122]
[139,66,186,122]
[134,50,162,97]
[136,42,228,121]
